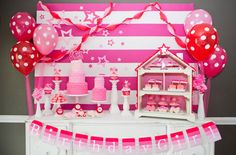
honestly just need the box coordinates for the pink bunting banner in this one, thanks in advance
[122,138,136,154]
[202,121,222,143]
[73,133,88,151]
[155,134,169,153]
[139,137,152,154]
[56,130,73,149]
[186,126,202,147]
[29,120,221,153]
[105,138,119,154]
[170,131,187,151]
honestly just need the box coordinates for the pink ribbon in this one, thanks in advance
[38,1,186,62]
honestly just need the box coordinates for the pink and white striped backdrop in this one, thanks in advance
[35,3,197,110]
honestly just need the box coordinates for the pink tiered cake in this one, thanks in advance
[92,75,106,101]
[67,60,88,95]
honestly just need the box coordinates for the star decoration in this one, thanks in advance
[40,14,45,20]
[61,29,73,37]
[158,44,170,56]
[80,6,84,10]
[121,42,125,46]
[117,58,122,62]
[83,11,99,24]
[81,49,89,54]
[91,57,95,61]
[98,56,109,67]
[118,30,123,35]
[102,30,110,36]
[108,39,114,46]
[89,64,93,68]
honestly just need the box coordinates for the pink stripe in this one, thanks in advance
[36,104,137,111]
[122,138,135,143]
[186,127,200,133]
[53,24,186,36]
[44,50,196,63]
[34,77,137,90]
[139,137,152,142]
[37,3,194,11]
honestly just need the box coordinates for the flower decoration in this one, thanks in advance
[193,74,207,93]
[32,88,43,101]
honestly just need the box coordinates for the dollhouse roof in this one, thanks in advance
[135,44,195,71]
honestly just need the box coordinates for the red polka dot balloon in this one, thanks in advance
[203,46,227,78]
[186,23,218,61]
[10,41,42,76]
[10,12,36,41]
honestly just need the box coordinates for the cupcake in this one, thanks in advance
[44,84,53,95]
[122,81,131,96]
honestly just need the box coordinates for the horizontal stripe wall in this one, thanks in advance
[35,3,196,108]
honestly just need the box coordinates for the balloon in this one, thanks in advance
[203,46,227,78]
[184,9,212,34]
[33,24,58,56]
[9,12,36,41]
[10,41,42,76]
[186,23,218,61]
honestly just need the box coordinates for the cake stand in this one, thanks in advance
[121,95,132,117]
[109,80,120,114]
[67,94,88,108]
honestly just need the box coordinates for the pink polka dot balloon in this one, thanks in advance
[184,9,212,34]
[33,24,58,56]
[203,46,227,78]
[10,12,36,41]
[186,23,218,61]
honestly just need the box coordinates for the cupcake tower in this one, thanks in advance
[121,81,132,116]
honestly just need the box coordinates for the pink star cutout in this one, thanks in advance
[83,11,99,24]
[102,30,109,36]
[108,39,114,46]
[91,57,95,61]
[81,49,89,54]
[119,30,123,35]
[158,44,170,56]
[98,56,109,67]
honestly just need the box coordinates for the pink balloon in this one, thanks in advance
[203,46,227,78]
[184,9,212,34]
[10,12,36,41]
[33,24,58,56]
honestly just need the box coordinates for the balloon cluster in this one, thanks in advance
[9,12,58,76]
[184,9,227,78]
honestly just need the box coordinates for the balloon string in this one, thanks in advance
[25,75,34,115]
[204,78,211,116]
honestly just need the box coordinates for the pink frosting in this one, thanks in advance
[94,76,105,88]
[92,76,106,101]
[67,60,88,95]
[92,88,106,101]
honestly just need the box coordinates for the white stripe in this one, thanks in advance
[55,36,185,50]
[35,63,139,77]
[37,11,190,24]
[37,90,137,104]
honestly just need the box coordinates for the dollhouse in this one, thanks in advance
[135,44,196,121]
